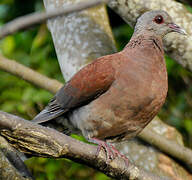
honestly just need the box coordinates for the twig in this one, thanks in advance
[0,111,170,180]
[0,0,108,39]
[0,55,192,170]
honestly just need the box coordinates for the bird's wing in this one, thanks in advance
[32,55,116,123]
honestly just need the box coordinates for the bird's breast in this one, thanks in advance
[69,52,168,142]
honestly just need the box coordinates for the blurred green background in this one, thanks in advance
[0,0,192,179]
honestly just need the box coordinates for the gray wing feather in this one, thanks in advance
[32,86,72,124]
[32,107,66,123]
[32,81,84,124]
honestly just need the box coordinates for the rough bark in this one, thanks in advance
[0,111,168,180]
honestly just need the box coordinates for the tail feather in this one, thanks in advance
[32,107,66,124]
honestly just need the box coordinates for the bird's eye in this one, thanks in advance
[154,15,164,24]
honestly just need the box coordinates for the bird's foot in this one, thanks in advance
[89,138,129,165]
[89,138,115,161]
[110,144,129,166]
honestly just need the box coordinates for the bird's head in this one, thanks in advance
[134,10,186,38]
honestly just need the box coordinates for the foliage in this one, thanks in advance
[0,0,192,179]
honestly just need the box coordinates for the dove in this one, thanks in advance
[32,10,186,161]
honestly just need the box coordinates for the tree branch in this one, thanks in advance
[0,136,33,179]
[0,55,62,93]
[139,127,192,171]
[0,136,33,180]
[0,111,170,180]
[0,54,192,172]
[0,0,108,39]
[0,0,192,177]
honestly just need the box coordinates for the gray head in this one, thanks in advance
[134,10,186,37]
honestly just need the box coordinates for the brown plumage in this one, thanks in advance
[32,10,186,160]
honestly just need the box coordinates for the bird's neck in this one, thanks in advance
[125,32,164,53]
[122,32,165,69]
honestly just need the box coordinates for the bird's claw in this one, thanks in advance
[90,138,129,165]
[96,141,116,161]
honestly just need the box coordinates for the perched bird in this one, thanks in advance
[32,10,186,161]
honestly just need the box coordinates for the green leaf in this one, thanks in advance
[1,35,15,55]
[184,119,192,134]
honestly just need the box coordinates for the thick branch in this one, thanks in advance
[0,0,108,39]
[0,55,192,171]
[0,111,169,180]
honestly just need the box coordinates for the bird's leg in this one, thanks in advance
[88,138,116,161]
[89,138,129,165]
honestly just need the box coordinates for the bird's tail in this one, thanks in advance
[32,107,65,124]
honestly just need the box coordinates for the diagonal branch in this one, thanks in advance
[0,111,170,180]
[0,0,108,39]
[0,54,192,171]
[0,136,33,179]
[0,55,62,93]
[0,150,31,180]
[139,129,192,171]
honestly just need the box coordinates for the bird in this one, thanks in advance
[32,10,186,162]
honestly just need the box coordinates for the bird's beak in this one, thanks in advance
[168,23,187,35]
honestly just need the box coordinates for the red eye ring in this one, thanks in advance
[154,15,164,24]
